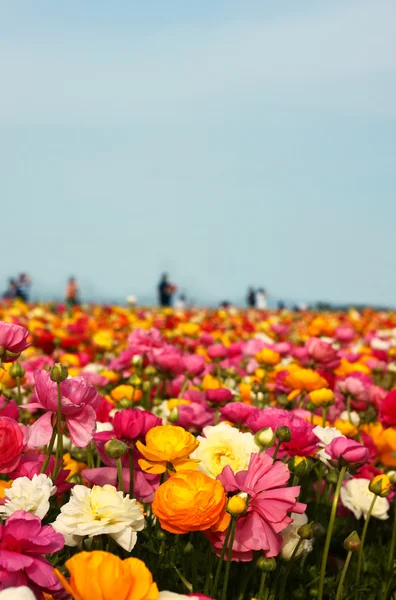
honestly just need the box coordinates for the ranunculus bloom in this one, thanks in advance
[206,388,234,405]
[207,452,305,560]
[0,397,19,421]
[113,409,162,444]
[136,425,199,474]
[152,470,228,535]
[191,423,259,479]
[255,348,281,366]
[220,402,257,425]
[326,437,369,471]
[0,473,55,519]
[0,587,35,599]
[26,371,100,448]
[52,484,145,551]
[0,416,24,473]
[341,478,390,520]
[56,551,159,600]
[181,355,205,376]
[305,337,340,369]
[0,322,30,363]
[379,390,396,428]
[0,510,65,596]
[283,367,329,397]
[207,344,227,360]
[152,349,183,374]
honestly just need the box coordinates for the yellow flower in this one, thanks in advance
[369,474,392,497]
[167,398,190,411]
[111,385,142,403]
[179,323,200,337]
[0,363,19,389]
[60,353,80,367]
[309,388,335,407]
[334,419,358,438]
[56,551,158,600]
[202,374,221,390]
[63,453,87,479]
[227,493,248,516]
[136,425,199,474]
[255,348,281,366]
[100,369,120,383]
[335,358,371,377]
[284,367,328,400]
[93,330,114,350]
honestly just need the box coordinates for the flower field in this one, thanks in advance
[1,301,396,599]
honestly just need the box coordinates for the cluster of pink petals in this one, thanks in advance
[207,453,305,560]
[0,510,65,597]
[26,371,100,448]
[305,337,341,370]
[0,416,25,473]
[0,322,30,362]
[10,451,72,495]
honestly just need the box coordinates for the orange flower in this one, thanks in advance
[63,453,87,478]
[335,358,371,377]
[0,479,13,499]
[333,419,358,438]
[60,353,80,367]
[255,348,281,366]
[239,382,252,404]
[202,374,221,390]
[152,470,229,534]
[284,367,328,400]
[111,384,142,404]
[136,425,199,474]
[56,551,158,600]
[100,369,120,383]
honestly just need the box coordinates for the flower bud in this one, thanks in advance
[254,427,275,449]
[256,556,276,572]
[129,375,142,388]
[168,408,179,424]
[343,531,360,552]
[144,366,157,377]
[275,426,292,443]
[297,521,314,540]
[227,492,248,516]
[288,456,310,477]
[369,474,392,498]
[119,397,134,409]
[184,541,194,555]
[387,470,396,485]
[156,530,166,541]
[9,361,25,379]
[325,469,339,484]
[67,473,83,485]
[132,355,143,366]
[104,438,128,459]
[50,363,68,383]
[142,381,151,393]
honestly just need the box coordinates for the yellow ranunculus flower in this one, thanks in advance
[202,374,221,390]
[179,323,200,337]
[255,348,281,366]
[0,363,19,389]
[308,388,335,407]
[93,330,114,350]
[100,369,120,383]
[136,425,199,474]
[167,398,190,411]
[334,419,358,438]
[56,551,158,600]
[111,385,142,403]
[63,453,87,479]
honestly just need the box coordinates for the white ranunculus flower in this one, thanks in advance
[0,474,56,519]
[281,512,313,560]
[339,410,360,426]
[95,421,114,433]
[191,422,260,478]
[0,587,36,600]
[52,484,145,551]
[312,426,345,467]
[158,594,191,600]
[341,478,390,520]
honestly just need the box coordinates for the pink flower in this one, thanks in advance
[326,437,369,471]
[112,408,161,445]
[26,371,100,448]
[207,453,305,560]
[0,322,30,363]
[0,397,19,421]
[247,408,318,457]
[335,326,355,343]
[306,338,340,369]
[0,510,65,596]
[81,372,108,388]
[379,390,396,428]
[177,401,215,432]
[181,355,205,376]
[0,417,24,473]
[206,388,234,405]
[10,452,72,495]
[220,402,257,425]
[207,344,227,360]
[82,464,159,503]
[152,349,184,374]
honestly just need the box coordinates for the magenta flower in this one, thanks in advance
[113,408,161,444]
[181,354,205,376]
[220,402,257,426]
[0,322,30,363]
[306,337,340,369]
[207,453,305,560]
[326,437,369,471]
[0,397,19,421]
[0,417,25,474]
[206,388,234,405]
[26,371,100,448]
[152,349,183,374]
[207,344,227,360]
[0,510,64,597]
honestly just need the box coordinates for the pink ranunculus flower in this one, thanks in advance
[152,349,184,374]
[379,390,396,428]
[0,510,65,596]
[0,417,25,474]
[113,408,161,444]
[0,322,30,363]
[206,388,234,405]
[0,397,19,421]
[81,372,109,388]
[326,437,369,471]
[26,371,100,448]
[335,326,355,343]
[181,354,205,376]
[220,402,257,426]
[306,337,340,369]
[10,452,72,496]
[82,464,159,503]
[177,401,215,433]
[207,344,227,360]
[207,453,305,560]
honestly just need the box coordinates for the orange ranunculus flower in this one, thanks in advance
[239,382,252,404]
[0,479,13,499]
[59,353,80,367]
[335,358,371,377]
[100,369,120,383]
[56,551,158,600]
[152,470,229,534]
[167,398,190,411]
[179,322,200,337]
[255,348,281,366]
[111,384,142,403]
[202,374,221,390]
[63,453,87,478]
[137,425,199,474]
[284,367,328,400]
[0,363,21,389]
[363,422,396,467]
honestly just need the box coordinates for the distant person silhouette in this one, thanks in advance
[3,278,17,300]
[247,287,256,308]
[256,288,268,309]
[16,273,31,302]
[66,277,79,307]
[174,294,186,309]
[158,273,176,307]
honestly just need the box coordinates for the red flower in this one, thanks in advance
[0,416,24,473]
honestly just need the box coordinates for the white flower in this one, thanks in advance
[191,422,260,478]
[0,588,36,600]
[158,594,191,600]
[0,474,56,519]
[281,512,313,560]
[52,434,72,452]
[153,400,171,425]
[96,421,114,433]
[52,484,145,551]
[341,478,390,520]
[313,426,345,467]
[339,411,360,426]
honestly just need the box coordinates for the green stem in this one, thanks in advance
[40,428,57,474]
[215,406,220,425]
[221,517,237,600]
[116,458,125,493]
[191,533,198,592]
[335,551,352,600]
[129,450,135,498]
[257,572,267,600]
[388,502,396,574]
[318,465,347,600]
[53,382,63,479]
[211,517,233,598]
[272,439,282,461]
[290,538,303,561]
[86,444,94,469]
[16,377,22,405]
[322,406,328,428]
[179,377,190,398]
[355,494,377,593]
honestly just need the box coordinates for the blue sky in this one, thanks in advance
[1,0,395,306]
